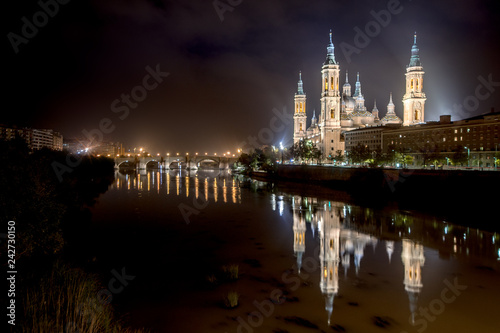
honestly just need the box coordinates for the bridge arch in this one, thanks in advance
[196,157,220,169]
[117,160,135,169]
[146,160,161,169]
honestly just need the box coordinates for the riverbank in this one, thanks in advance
[266,165,499,231]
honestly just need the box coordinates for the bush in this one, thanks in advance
[20,261,148,333]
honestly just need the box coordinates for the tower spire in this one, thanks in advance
[297,71,304,95]
[325,30,337,65]
[353,72,362,97]
[409,32,421,67]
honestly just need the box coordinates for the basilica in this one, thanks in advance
[293,32,427,157]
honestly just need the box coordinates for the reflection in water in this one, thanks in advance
[402,239,425,324]
[287,193,498,326]
[109,172,498,330]
[114,169,242,205]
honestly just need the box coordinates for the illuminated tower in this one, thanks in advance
[403,33,427,125]
[319,31,343,156]
[381,93,402,124]
[294,71,307,144]
[401,239,425,324]
[319,204,340,325]
[342,71,351,97]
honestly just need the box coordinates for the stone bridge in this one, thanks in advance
[114,155,239,170]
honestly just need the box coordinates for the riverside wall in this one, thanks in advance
[277,165,499,199]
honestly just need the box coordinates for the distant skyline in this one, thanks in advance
[5,0,499,153]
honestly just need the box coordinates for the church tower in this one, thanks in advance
[319,31,343,157]
[293,71,307,144]
[403,33,427,125]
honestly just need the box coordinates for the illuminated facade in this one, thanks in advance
[293,32,423,157]
[0,125,63,151]
[403,34,426,126]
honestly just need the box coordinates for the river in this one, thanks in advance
[88,169,499,333]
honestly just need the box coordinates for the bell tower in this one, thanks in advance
[293,71,307,144]
[319,31,343,157]
[403,33,427,125]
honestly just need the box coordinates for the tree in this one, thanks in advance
[291,139,320,164]
[349,144,371,165]
[450,146,468,166]
[328,149,345,165]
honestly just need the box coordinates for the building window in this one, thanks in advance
[331,108,335,119]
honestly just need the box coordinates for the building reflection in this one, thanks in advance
[291,197,378,325]
[286,193,499,326]
[318,203,340,325]
[401,239,425,324]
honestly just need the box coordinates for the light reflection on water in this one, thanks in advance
[114,169,242,204]
[282,193,499,326]
[109,169,499,331]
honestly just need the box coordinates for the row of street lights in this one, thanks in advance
[118,151,240,158]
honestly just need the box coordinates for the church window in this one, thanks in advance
[299,102,303,112]
[325,78,328,91]
[410,79,414,90]
[330,239,333,249]
[331,77,334,90]
[416,79,419,90]
[331,108,335,119]
[300,123,303,131]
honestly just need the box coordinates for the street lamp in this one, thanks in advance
[464,146,470,167]
[280,141,284,164]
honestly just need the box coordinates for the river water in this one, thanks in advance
[88,169,499,333]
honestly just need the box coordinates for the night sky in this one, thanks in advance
[5,0,500,154]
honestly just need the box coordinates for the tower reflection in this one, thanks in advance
[401,239,425,323]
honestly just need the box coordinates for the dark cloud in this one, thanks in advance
[5,0,499,154]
